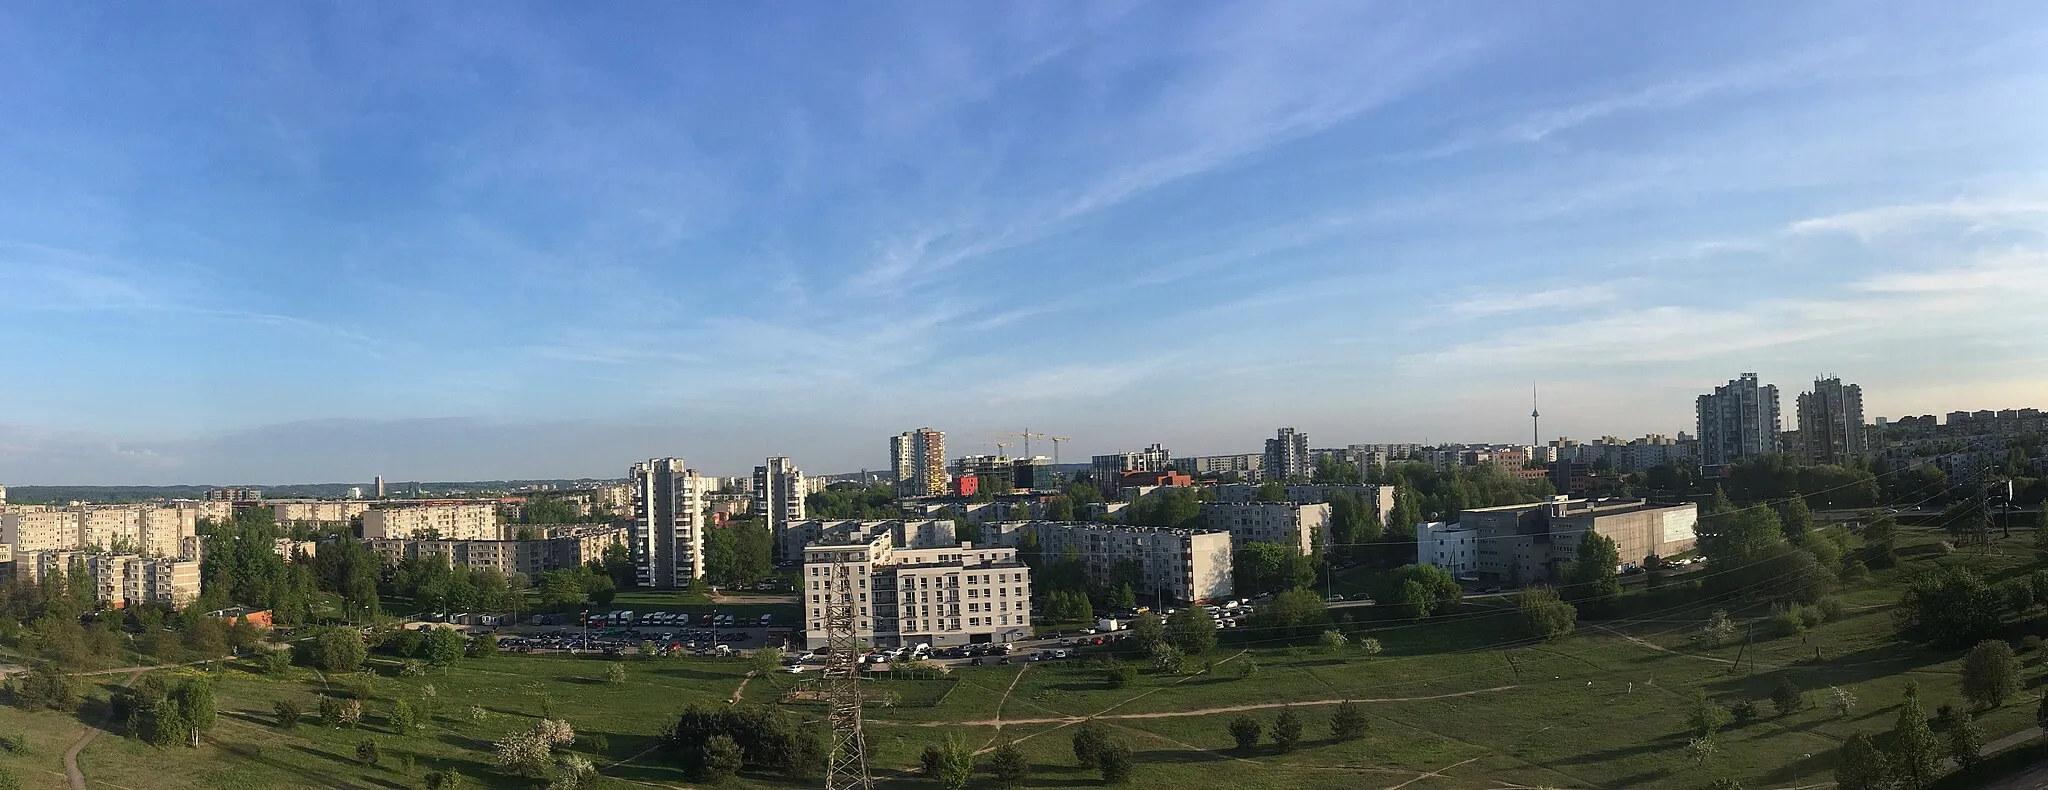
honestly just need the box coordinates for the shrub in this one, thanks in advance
[273,699,301,729]
[1097,742,1134,784]
[2023,635,2045,654]
[1816,597,1848,622]
[1841,560,1870,581]
[1797,606,1823,630]
[1961,639,2023,708]
[398,660,426,678]
[987,740,1029,789]
[605,663,627,685]
[1104,665,1136,689]
[1772,677,1806,717]
[1934,541,1954,555]
[1227,715,1261,750]
[1765,605,1805,639]
[1235,659,1259,679]
[356,738,381,765]
[1331,700,1368,740]
[1272,709,1303,753]
[1072,721,1110,769]
[1729,699,1759,725]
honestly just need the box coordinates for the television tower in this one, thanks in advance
[823,548,873,790]
[1530,383,1541,448]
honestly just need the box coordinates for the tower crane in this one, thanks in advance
[1001,430,1048,458]
[1050,436,1072,466]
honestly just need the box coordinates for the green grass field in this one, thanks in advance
[0,523,2041,789]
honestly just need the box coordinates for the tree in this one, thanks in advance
[424,628,465,671]
[605,662,628,685]
[1394,580,1433,620]
[1771,676,1806,717]
[1357,637,1383,657]
[1961,639,2023,708]
[2034,508,2048,566]
[987,740,1029,789]
[1104,664,1136,689]
[1888,682,1941,789]
[1331,700,1368,740]
[1072,721,1110,769]
[553,755,597,790]
[12,664,75,712]
[1833,732,1890,790]
[1227,714,1262,750]
[314,627,367,672]
[916,734,974,790]
[1108,583,1137,612]
[424,769,466,789]
[356,737,381,765]
[1685,736,1718,767]
[698,733,745,780]
[1780,496,1814,543]
[1950,713,1986,770]
[1686,689,1731,738]
[1517,587,1577,641]
[1562,531,1622,611]
[1319,630,1349,654]
[1127,612,1164,653]
[175,678,216,745]
[1272,708,1303,753]
[1097,742,1134,784]
[1164,608,1217,655]
[262,648,292,676]
[274,699,301,729]
[390,699,418,734]
[149,702,189,748]
[1896,566,2003,646]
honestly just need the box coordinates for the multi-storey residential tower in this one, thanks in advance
[756,457,808,563]
[1797,377,1866,465]
[1265,427,1311,483]
[1697,373,1780,469]
[889,428,948,498]
[1091,443,1172,495]
[631,458,706,588]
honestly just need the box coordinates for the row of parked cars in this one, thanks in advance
[499,633,741,658]
[595,610,774,629]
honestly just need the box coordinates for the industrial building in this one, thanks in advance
[1452,497,1699,584]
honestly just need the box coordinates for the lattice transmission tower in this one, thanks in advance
[823,548,872,790]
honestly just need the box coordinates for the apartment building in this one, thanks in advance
[361,503,501,541]
[272,500,371,525]
[1199,502,1331,555]
[890,428,949,498]
[1797,377,1867,465]
[369,524,627,578]
[783,519,955,568]
[1212,484,1394,525]
[274,538,318,560]
[1456,497,1698,584]
[632,458,706,588]
[1698,373,1781,469]
[1171,453,1265,480]
[1001,521,1232,605]
[3,509,81,553]
[1092,444,1172,495]
[799,520,1031,650]
[21,550,200,608]
[1265,428,1311,482]
[755,457,807,564]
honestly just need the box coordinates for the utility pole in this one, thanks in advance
[824,548,872,790]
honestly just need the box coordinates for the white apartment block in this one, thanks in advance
[632,458,705,588]
[368,525,626,579]
[800,520,1030,650]
[3,505,204,558]
[1199,502,1331,556]
[23,550,200,609]
[3,509,81,554]
[783,519,955,570]
[1417,521,1481,578]
[1002,521,1233,605]
[361,503,502,541]
[272,500,371,525]
[755,457,807,564]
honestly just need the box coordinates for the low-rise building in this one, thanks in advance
[1199,502,1331,555]
[992,521,1233,605]
[1417,521,1481,579]
[362,502,502,541]
[799,520,1030,650]
[1459,497,1697,584]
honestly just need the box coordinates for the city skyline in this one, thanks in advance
[4,3,2048,484]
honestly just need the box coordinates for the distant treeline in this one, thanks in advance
[5,479,620,505]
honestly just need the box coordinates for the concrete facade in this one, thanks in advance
[361,503,501,541]
[1200,502,1331,555]
[996,521,1233,605]
[632,458,705,588]
[755,457,807,563]
[1459,498,1698,584]
[800,520,1030,650]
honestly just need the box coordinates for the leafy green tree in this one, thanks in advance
[1331,700,1368,740]
[390,699,418,734]
[1127,612,1164,653]
[1108,583,1137,612]
[920,734,975,790]
[1771,676,1805,716]
[1227,714,1261,750]
[425,628,466,671]
[1253,588,1329,637]
[1394,580,1433,619]
[1517,587,1577,641]
[2033,508,2048,565]
[1255,482,1289,502]
[1888,682,1941,789]
[1950,712,1985,770]
[356,737,381,765]
[1164,608,1216,656]
[1318,629,1349,654]
[175,678,216,744]
[1833,732,1890,790]
[424,769,466,789]
[149,701,190,748]
[1686,689,1731,737]
[1272,708,1303,753]
[987,740,1029,788]
[1562,531,1622,611]
[1897,566,2004,646]
[1961,639,2023,708]
[313,627,366,672]
[1779,496,1814,543]
[1071,721,1110,768]
[1371,565,1462,616]
[1097,742,1134,784]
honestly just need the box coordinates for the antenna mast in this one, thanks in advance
[1531,382,1541,448]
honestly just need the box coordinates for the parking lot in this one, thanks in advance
[493,610,794,658]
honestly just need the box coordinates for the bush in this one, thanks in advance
[1816,597,1848,622]
[987,740,1029,789]
[1272,709,1303,753]
[11,665,75,712]
[1797,606,1823,630]
[1331,700,1368,740]
[273,699,301,729]
[1841,560,1870,581]
[1730,699,1759,725]
[1097,742,1134,784]
[2023,635,2044,654]
[1227,715,1261,750]
[1772,677,1806,716]
[1962,639,2024,708]
[1104,665,1136,689]
[1072,721,1110,769]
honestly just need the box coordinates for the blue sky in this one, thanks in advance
[4,2,2048,485]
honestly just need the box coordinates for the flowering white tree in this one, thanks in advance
[1831,686,1859,717]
